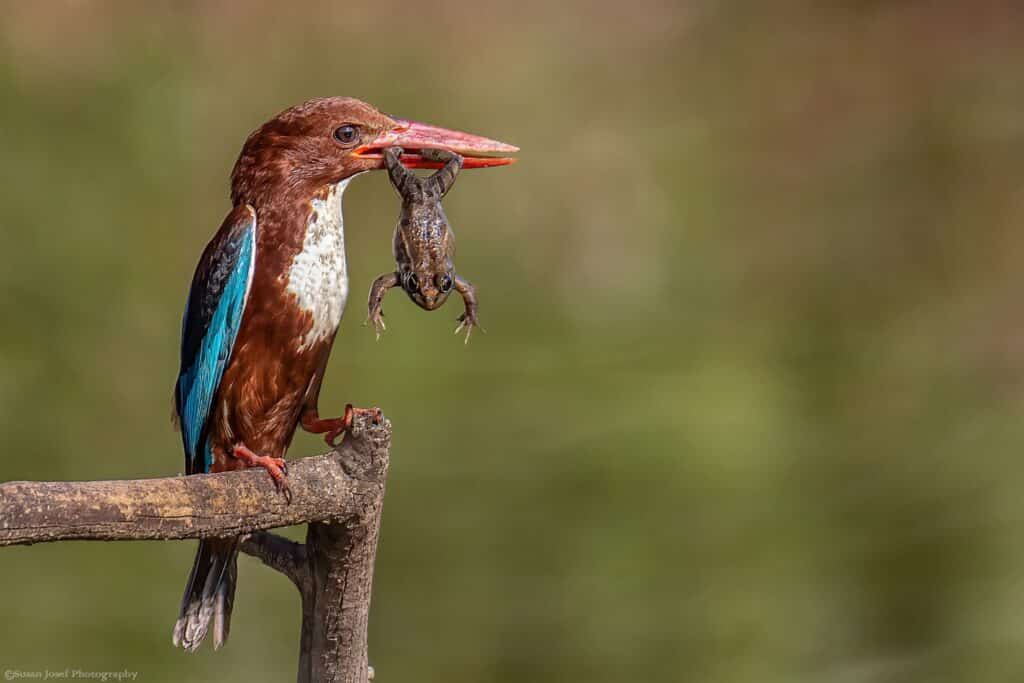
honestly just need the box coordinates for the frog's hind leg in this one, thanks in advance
[383,146,422,199]
[421,149,464,199]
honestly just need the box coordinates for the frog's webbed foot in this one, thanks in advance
[454,309,483,344]
[367,272,400,340]
[366,308,387,340]
[419,148,458,163]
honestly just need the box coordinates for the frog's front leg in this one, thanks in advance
[452,274,482,344]
[367,272,400,340]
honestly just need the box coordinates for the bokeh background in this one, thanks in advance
[3,1,1024,681]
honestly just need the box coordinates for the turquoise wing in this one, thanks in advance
[174,206,256,474]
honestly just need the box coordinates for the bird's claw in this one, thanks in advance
[276,476,293,504]
[323,404,383,448]
[232,444,292,503]
[350,404,384,426]
[325,427,345,448]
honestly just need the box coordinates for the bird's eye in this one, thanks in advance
[333,125,359,145]
[405,273,419,293]
[437,273,453,293]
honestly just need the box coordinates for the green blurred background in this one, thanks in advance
[3,1,1024,681]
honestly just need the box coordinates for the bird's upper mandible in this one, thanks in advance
[229,96,518,207]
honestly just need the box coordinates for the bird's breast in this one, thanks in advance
[285,177,354,350]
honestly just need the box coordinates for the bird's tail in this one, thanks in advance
[172,537,239,652]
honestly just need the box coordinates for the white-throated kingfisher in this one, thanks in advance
[171,97,516,652]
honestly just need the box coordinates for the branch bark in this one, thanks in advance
[0,412,391,683]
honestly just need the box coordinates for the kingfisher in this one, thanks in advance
[171,97,516,652]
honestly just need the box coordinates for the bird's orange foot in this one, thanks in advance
[303,404,383,448]
[325,404,383,447]
[232,443,291,502]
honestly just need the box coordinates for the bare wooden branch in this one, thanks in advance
[0,415,390,545]
[0,413,391,683]
[240,530,309,591]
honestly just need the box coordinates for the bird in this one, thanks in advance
[170,96,517,652]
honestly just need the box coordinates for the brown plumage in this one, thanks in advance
[171,96,517,652]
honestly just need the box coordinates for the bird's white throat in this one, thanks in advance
[286,176,356,350]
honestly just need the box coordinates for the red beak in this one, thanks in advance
[356,118,518,169]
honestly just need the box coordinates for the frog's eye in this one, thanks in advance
[437,273,453,293]
[404,273,420,294]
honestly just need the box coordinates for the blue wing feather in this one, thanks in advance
[175,206,256,474]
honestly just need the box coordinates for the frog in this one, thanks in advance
[366,146,481,343]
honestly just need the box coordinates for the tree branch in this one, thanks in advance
[240,530,310,591]
[0,413,391,683]
[0,415,389,545]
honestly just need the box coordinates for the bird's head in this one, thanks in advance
[230,97,517,205]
